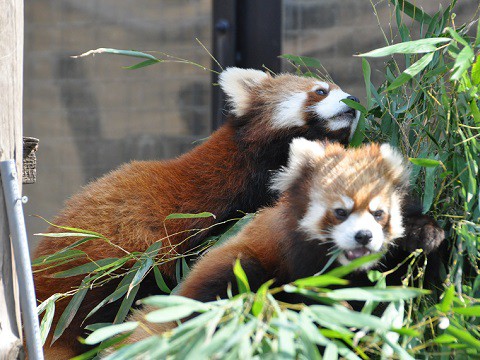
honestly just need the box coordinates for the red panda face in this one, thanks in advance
[218,68,360,146]
[271,139,410,269]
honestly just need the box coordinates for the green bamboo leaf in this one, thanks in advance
[434,334,457,344]
[213,213,255,248]
[451,306,480,316]
[362,58,372,110]
[145,305,202,323]
[75,48,159,61]
[294,275,349,288]
[84,321,139,345]
[279,54,323,68]
[123,59,161,70]
[325,287,427,302]
[326,253,383,278]
[34,232,102,238]
[389,0,432,24]
[233,258,250,294]
[310,305,387,330]
[324,342,339,360]
[165,212,216,220]
[39,299,55,345]
[32,249,86,267]
[153,266,171,293]
[102,336,162,360]
[438,285,455,312]
[386,53,434,91]
[358,38,450,58]
[52,276,91,344]
[71,334,133,360]
[445,325,480,350]
[423,165,437,212]
[451,46,475,81]
[33,216,106,238]
[114,283,140,324]
[52,257,119,278]
[471,55,480,85]
[141,294,207,308]
[128,257,153,295]
[349,113,365,147]
[341,99,367,114]
[252,280,273,316]
[409,157,441,167]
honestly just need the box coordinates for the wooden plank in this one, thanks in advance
[0,0,25,359]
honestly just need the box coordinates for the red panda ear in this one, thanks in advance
[218,67,269,117]
[270,138,326,193]
[380,144,410,186]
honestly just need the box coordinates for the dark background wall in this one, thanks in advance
[23,0,478,249]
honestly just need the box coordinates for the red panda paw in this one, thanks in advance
[400,215,445,254]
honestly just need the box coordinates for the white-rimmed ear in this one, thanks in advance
[270,138,326,193]
[218,67,269,117]
[380,144,410,185]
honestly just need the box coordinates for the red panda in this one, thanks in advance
[33,68,363,358]
[125,140,443,346]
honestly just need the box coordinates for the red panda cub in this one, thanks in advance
[175,139,411,302]
[125,139,412,343]
[34,68,361,358]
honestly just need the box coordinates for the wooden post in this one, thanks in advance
[0,0,25,359]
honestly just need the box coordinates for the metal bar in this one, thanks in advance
[0,160,43,360]
[211,0,237,129]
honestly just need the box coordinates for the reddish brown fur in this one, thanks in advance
[34,70,360,358]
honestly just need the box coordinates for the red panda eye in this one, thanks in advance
[373,210,384,220]
[334,208,348,219]
[315,88,328,96]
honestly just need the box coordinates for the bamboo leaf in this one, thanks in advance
[386,53,434,91]
[358,38,450,58]
[165,212,216,220]
[390,0,432,24]
[233,258,250,294]
[451,306,480,316]
[52,276,91,344]
[294,275,349,288]
[39,300,55,345]
[409,157,441,167]
[153,266,171,293]
[213,213,255,248]
[123,59,161,70]
[279,54,323,68]
[445,325,480,350]
[252,280,273,316]
[52,257,120,278]
[84,321,139,345]
[145,305,201,323]
[326,253,383,278]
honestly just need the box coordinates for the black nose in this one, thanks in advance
[354,230,372,245]
[347,95,360,103]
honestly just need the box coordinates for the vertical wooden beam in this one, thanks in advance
[0,0,25,359]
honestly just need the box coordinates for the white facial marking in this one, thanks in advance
[369,197,382,212]
[270,138,325,193]
[389,192,405,239]
[331,211,384,252]
[349,110,361,140]
[333,196,354,211]
[310,81,329,92]
[272,93,308,129]
[298,202,327,240]
[311,88,351,119]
